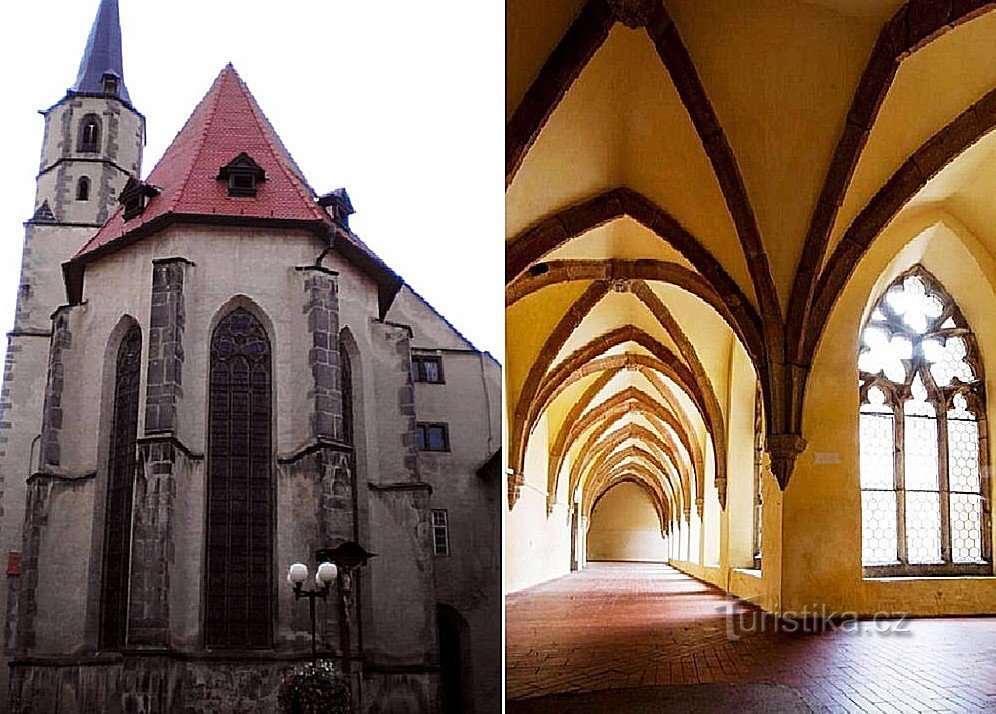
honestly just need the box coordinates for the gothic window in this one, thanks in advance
[206,308,273,649]
[76,177,90,202]
[858,267,991,576]
[99,325,142,649]
[412,355,444,383]
[752,385,764,570]
[416,422,450,452]
[79,114,101,153]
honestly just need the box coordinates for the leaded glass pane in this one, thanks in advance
[950,494,983,563]
[862,490,898,566]
[206,308,272,649]
[929,337,974,387]
[859,413,894,490]
[887,276,943,334]
[905,491,942,564]
[948,399,980,493]
[904,377,938,491]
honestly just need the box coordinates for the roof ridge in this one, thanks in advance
[235,70,325,222]
[171,68,229,214]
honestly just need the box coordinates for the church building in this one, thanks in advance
[0,1,500,712]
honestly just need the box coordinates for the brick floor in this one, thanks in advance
[506,563,996,713]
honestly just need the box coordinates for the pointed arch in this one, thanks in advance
[788,2,996,363]
[569,422,688,521]
[205,305,274,649]
[857,264,991,575]
[98,317,142,649]
[588,476,671,535]
[550,385,695,511]
[507,1,781,332]
[506,258,764,362]
[506,0,615,185]
[577,444,678,512]
[513,325,723,499]
[547,378,702,506]
[805,92,996,365]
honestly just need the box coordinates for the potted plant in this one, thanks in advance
[277,660,351,714]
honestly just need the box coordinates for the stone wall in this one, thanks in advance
[144,259,188,434]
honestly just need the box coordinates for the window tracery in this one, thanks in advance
[858,267,990,576]
[205,308,273,648]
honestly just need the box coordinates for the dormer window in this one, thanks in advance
[79,115,101,153]
[217,153,266,197]
[102,72,119,96]
[318,188,355,229]
[119,177,160,221]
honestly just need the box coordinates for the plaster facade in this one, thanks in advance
[0,6,501,711]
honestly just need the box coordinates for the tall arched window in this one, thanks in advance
[859,266,990,576]
[76,176,90,202]
[79,114,101,153]
[100,325,142,649]
[206,308,273,648]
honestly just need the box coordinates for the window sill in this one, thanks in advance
[733,568,762,579]
[864,574,996,582]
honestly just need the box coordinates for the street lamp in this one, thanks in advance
[287,559,339,665]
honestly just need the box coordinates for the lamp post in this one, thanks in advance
[316,543,375,673]
[286,559,339,666]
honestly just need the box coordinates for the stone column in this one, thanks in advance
[128,258,189,647]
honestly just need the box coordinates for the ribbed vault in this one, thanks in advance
[507,0,996,529]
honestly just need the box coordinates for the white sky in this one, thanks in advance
[0,0,504,359]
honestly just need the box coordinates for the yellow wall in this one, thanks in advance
[587,482,668,562]
[781,212,996,616]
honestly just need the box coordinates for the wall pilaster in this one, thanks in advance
[128,259,189,647]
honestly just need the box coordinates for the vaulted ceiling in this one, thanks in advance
[506,0,996,515]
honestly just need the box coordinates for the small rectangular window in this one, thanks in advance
[431,509,449,556]
[416,422,450,452]
[411,355,444,383]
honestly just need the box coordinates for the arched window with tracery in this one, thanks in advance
[100,325,142,649]
[858,266,991,576]
[79,114,101,153]
[206,308,273,648]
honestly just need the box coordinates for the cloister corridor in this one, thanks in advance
[506,563,996,713]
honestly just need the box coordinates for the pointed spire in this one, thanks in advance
[72,0,130,103]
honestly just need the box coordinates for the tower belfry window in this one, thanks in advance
[79,115,101,153]
[217,152,266,197]
[76,177,90,202]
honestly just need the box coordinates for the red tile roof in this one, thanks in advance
[75,64,327,258]
[65,64,402,314]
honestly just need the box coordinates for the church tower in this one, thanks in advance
[0,0,143,673]
[22,0,144,330]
